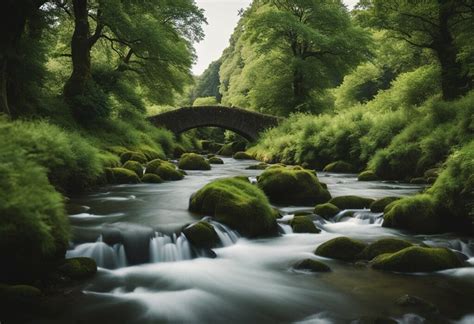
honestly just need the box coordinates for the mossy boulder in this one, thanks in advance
[140,148,165,161]
[290,216,320,234]
[106,167,141,184]
[313,203,340,219]
[294,259,330,272]
[315,237,368,262]
[382,195,442,234]
[58,257,97,279]
[360,238,413,260]
[329,195,375,210]
[370,197,401,213]
[246,163,269,170]
[208,157,224,165]
[146,159,184,181]
[120,151,147,164]
[122,160,144,177]
[141,173,164,184]
[0,284,42,307]
[371,246,463,272]
[178,153,211,171]
[358,170,379,181]
[183,222,219,249]
[323,161,356,173]
[189,178,278,238]
[233,151,253,160]
[258,167,331,206]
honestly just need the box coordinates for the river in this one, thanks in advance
[62,157,474,323]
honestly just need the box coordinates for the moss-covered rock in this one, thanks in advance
[360,238,413,260]
[183,222,219,249]
[233,151,253,160]
[246,163,269,170]
[208,157,224,165]
[313,203,340,219]
[146,159,184,181]
[358,170,379,181]
[294,259,330,272]
[290,216,320,234]
[120,151,147,164]
[371,246,463,272]
[329,195,375,210]
[58,257,97,279]
[258,167,331,206]
[0,284,42,307]
[370,197,401,213]
[140,148,165,161]
[141,173,164,184]
[106,167,141,184]
[382,195,442,234]
[189,178,278,238]
[315,237,367,262]
[122,160,144,177]
[178,153,211,171]
[323,161,356,173]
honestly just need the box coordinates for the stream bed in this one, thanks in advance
[61,158,474,323]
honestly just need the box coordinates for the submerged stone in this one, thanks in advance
[294,259,330,272]
[315,237,367,262]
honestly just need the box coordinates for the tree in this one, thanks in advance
[193,60,222,102]
[357,0,474,100]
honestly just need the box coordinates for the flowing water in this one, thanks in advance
[61,158,474,323]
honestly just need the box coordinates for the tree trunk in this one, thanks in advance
[0,58,10,115]
[64,0,92,99]
[293,66,305,105]
[435,1,471,100]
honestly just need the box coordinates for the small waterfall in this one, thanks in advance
[333,209,383,224]
[149,233,193,262]
[66,236,127,269]
[208,220,240,246]
[278,223,293,234]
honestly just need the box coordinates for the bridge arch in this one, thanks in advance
[148,106,282,141]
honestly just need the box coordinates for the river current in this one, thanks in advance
[62,157,474,323]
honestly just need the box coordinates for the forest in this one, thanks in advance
[0,0,473,322]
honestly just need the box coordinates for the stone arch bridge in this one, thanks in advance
[148,106,282,141]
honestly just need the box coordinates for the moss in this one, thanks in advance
[246,163,269,170]
[233,151,253,160]
[189,178,278,238]
[294,259,331,272]
[58,257,97,279]
[141,173,164,183]
[122,160,144,177]
[258,167,331,206]
[315,237,368,262]
[146,159,184,181]
[140,148,166,161]
[329,195,375,210]
[382,195,442,234]
[323,161,356,173]
[290,216,320,234]
[370,197,401,213]
[0,284,42,307]
[208,157,224,165]
[313,203,341,219]
[358,170,379,181]
[105,167,141,184]
[120,151,147,164]
[183,222,219,249]
[360,238,413,260]
[371,246,463,272]
[178,153,211,171]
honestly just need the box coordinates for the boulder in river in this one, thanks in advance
[178,153,211,171]
[105,167,141,184]
[323,161,356,173]
[141,173,164,184]
[122,160,144,177]
[358,170,379,181]
[370,197,401,213]
[183,222,219,249]
[246,162,269,170]
[315,237,367,262]
[208,157,224,165]
[57,257,97,279]
[290,216,320,234]
[233,151,253,160]
[359,238,414,260]
[189,177,278,238]
[329,195,375,210]
[0,284,42,310]
[371,246,463,272]
[258,167,331,206]
[146,159,184,181]
[120,151,147,164]
[313,203,340,219]
[294,259,330,272]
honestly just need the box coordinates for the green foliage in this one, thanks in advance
[193,97,219,106]
[258,167,331,206]
[315,237,367,262]
[189,177,278,238]
[192,60,222,102]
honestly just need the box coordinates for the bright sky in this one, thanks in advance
[193,0,359,75]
